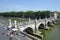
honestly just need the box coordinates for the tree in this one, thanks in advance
[0,11,51,19]
[24,11,34,18]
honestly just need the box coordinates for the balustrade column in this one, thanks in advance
[29,17,31,23]
[39,17,41,21]
[45,17,47,28]
[8,19,12,28]
[14,20,17,28]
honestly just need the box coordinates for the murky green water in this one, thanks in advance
[44,25,60,40]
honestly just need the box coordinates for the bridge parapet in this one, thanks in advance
[0,17,56,33]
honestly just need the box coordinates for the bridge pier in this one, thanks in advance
[45,26,49,30]
[45,17,49,30]
[34,18,38,33]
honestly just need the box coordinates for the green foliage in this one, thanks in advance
[0,11,50,19]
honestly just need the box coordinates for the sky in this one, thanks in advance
[0,0,60,12]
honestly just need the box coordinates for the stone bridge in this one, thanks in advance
[18,17,56,33]
[0,12,58,33]
[0,17,56,33]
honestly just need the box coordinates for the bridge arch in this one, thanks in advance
[47,21,51,26]
[38,23,45,30]
[24,27,33,34]
[52,20,55,24]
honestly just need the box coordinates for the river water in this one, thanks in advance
[44,25,60,40]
